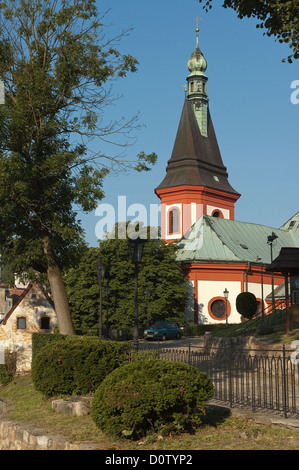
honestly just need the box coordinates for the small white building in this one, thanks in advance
[0,283,58,372]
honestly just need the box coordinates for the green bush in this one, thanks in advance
[0,364,13,386]
[236,292,258,319]
[31,336,132,396]
[32,332,68,360]
[91,359,214,440]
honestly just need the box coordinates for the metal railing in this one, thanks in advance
[139,343,299,419]
[216,300,288,337]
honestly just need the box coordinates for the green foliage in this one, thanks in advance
[199,0,299,62]
[64,227,189,333]
[91,359,214,440]
[182,322,237,336]
[236,292,258,319]
[0,364,13,386]
[63,246,101,333]
[31,336,132,396]
[0,0,156,283]
[31,332,69,360]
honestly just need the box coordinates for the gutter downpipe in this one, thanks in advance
[245,262,251,292]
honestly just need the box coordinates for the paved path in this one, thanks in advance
[139,336,204,349]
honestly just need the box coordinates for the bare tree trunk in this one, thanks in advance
[43,236,75,335]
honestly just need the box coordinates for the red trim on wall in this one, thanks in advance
[182,262,284,325]
[155,184,240,241]
[185,262,283,286]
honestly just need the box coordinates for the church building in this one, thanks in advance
[155,27,299,325]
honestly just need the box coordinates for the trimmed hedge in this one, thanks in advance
[236,292,258,319]
[91,359,214,440]
[31,336,132,396]
[32,332,68,360]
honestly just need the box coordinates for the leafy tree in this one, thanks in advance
[0,1,156,334]
[64,226,189,335]
[199,0,299,62]
[64,246,100,333]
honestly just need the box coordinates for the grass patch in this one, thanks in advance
[0,374,115,447]
[264,328,299,345]
[1,374,299,450]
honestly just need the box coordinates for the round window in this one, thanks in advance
[210,299,226,318]
[208,296,231,321]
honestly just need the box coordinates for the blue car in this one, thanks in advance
[144,321,182,341]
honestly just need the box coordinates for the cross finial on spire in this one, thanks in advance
[194,17,201,47]
[194,16,201,29]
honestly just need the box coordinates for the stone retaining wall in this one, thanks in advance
[0,418,99,450]
[0,399,98,450]
[203,333,285,356]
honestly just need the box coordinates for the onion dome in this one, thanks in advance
[187,28,207,74]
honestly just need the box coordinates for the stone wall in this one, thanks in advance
[203,332,285,356]
[0,418,100,450]
[0,399,98,450]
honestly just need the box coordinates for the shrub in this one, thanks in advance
[31,336,132,396]
[0,364,13,386]
[31,332,68,360]
[91,359,214,440]
[236,292,258,319]
[0,350,17,386]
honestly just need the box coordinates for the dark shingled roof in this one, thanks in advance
[266,247,299,274]
[155,99,240,196]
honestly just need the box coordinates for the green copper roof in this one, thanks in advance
[187,29,208,75]
[176,212,299,264]
[187,28,209,137]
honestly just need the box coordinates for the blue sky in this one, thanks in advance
[78,0,299,247]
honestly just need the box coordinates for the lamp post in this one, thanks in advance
[96,257,106,338]
[146,287,151,328]
[128,236,146,350]
[267,232,278,313]
[256,256,264,317]
[105,282,110,339]
[223,288,229,325]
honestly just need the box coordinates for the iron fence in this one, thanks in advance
[139,343,299,418]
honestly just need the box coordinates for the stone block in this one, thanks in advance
[52,396,92,417]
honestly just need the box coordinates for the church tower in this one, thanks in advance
[155,27,240,242]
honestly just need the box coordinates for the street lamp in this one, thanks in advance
[267,232,278,313]
[105,282,110,339]
[223,288,229,325]
[96,257,106,338]
[128,236,146,350]
[256,256,264,317]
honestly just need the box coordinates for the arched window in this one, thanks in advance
[211,209,224,218]
[169,208,180,234]
[190,82,194,92]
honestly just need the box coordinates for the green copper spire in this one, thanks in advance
[187,27,209,137]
